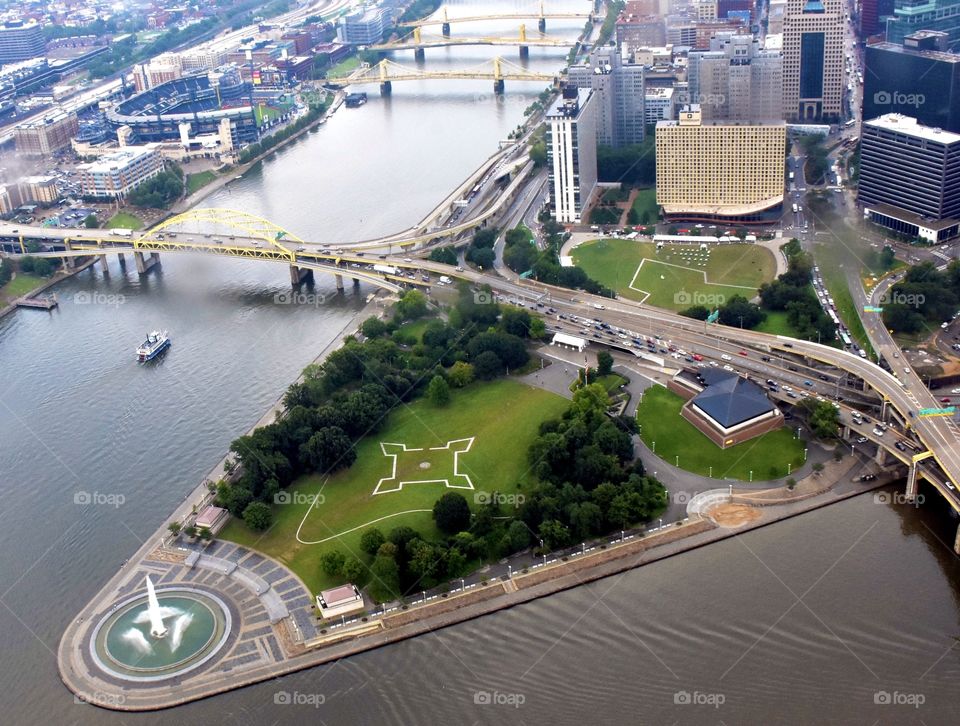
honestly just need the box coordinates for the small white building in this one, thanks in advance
[552,332,587,352]
[316,584,365,620]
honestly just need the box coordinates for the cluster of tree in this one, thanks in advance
[127,165,184,209]
[799,398,840,439]
[681,294,766,329]
[597,129,656,185]
[757,241,835,342]
[215,286,532,522]
[883,261,960,334]
[501,226,537,275]
[528,124,547,168]
[237,100,330,164]
[589,189,625,226]
[398,0,443,24]
[465,228,497,270]
[797,135,830,185]
[427,247,458,265]
[596,0,626,45]
[17,256,56,277]
[0,258,11,287]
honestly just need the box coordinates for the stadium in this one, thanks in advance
[104,66,259,147]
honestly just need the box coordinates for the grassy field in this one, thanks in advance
[0,273,45,303]
[186,171,217,195]
[636,386,805,480]
[630,188,658,224]
[327,55,360,79]
[754,310,800,338]
[106,212,143,230]
[573,239,776,310]
[219,380,568,594]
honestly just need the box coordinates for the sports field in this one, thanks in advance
[219,379,568,593]
[636,385,804,480]
[573,239,775,310]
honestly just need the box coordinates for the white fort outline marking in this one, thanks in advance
[373,437,476,495]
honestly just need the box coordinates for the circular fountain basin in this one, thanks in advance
[90,587,231,682]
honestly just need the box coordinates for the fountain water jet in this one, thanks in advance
[145,575,168,638]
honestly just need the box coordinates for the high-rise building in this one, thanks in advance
[14,111,79,157]
[566,47,645,148]
[782,0,845,122]
[886,0,960,49]
[860,0,897,38]
[337,8,387,45]
[768,0,788,34]
[78,145,165,200]
[0,20,45,65]
[655,106,786,222]
[546,87,599,224]
[687,32,783,121]
[645,86,675,123]
[863,31,960,132]
[859,114,960,242]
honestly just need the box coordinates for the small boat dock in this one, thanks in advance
[15,294,57,310]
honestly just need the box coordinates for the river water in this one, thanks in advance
[2,1,960,724]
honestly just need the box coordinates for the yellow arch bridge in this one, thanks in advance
[371,25,575,60]
[8,209,432,293]
[326,57,559,94]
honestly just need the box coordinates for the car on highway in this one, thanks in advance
[720,354,732,361]
[722,365,735,372]
[941,397,951,403]
[692,354,704,361]
[804,380,814,387]
[859,474,877,482]
[856,436,868,443]
[788,365,799,372]
[872,427,884,436]
[738,350,748,357]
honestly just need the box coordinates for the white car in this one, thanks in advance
[722,364,734,372]
[720,354,732,361]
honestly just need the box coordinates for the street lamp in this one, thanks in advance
[749,470,753,482]
[675,454,679,466]
[804,448,808,461]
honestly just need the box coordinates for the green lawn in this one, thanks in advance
[0,273,44,303]
[106,212,143,230]
[573,239,776,310]
[327,55,360,79]
[754,310,800,337]
[397,318,430,343]
[636,385,805,480]
[186,171,217,195]
[219,380,568,594]
[630,188,658,224]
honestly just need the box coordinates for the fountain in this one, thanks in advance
[145,575,169,638]
[90,579,231,682]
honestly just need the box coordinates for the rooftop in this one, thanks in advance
[864,113,960,145]
[80,144,160,173]
[691,371,777,428]
[320,584,361,606]
[867,40,960,64]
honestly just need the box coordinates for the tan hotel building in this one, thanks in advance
[655,106,786,223]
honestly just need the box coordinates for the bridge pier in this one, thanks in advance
[493,78,505,95]
[335,274,345,292]
[519,45,529,59]
[353,277,360,289]
[98,255,109,273]
[905,461,920,500]
[289,265,314,285]
[117,253,127,270]
[134,251,160,274]
[380,80,392,96]
[441,22,451,37]
[538,18,546,33]
[954,523,960,554]
[414,47,425,62]
[874,445,890,467]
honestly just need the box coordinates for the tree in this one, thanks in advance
[503,520,532,552]
[538,519,571,549]
[360,528,386,556]
[368,550,400,601]
[321,550,346,577]
[433,492,471,534]
[786,477,797,490]
[84,213,98,228]
[242,501,273,531]
[473,350,504,380]
[812,462,825,476]
[426,374,450,406]
[167,522,181,537]
[183,525,197,538]
[299,426,355,474]
[448,361,475,387]
[680,305,710,320]
[529,318,547,340]
[466,245,495,270]
[596,350,614,376]
[361,316,388,338]
[341,558,366,584]
[198,526,212,542]
[396,289,428,320]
